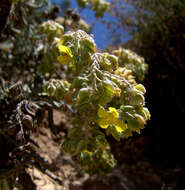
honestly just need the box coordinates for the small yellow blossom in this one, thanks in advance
[57,45,73,64]
[97,106,127,133]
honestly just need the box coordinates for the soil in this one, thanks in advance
[27,110,88,190]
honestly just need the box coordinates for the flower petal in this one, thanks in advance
[57,55,72,65]
[58,45,73,58]
[98,119,109,129]
[98,106,109,118]
[109,107,119,117]
[114,118,127,132]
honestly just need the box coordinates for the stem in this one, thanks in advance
[48,108,57,135]
[83,114,91,150]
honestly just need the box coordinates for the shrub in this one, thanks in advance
[0,0,150,188]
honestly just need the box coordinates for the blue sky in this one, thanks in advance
[51,0,130,49]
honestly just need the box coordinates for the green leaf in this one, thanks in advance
[135,84,146,94]
[130,93,145,106]
[77,87,92,105]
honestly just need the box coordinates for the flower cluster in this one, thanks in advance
[113,48,148,81]
[43,29,150,175]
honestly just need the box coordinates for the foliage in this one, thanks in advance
[0,0,150,188]
[55,7,92,33]
[76,0,110,17]
[113,48,148,82]
[42,29,150,175]
[0,0,51,82]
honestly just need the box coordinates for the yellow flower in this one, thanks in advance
[57,45,73,65]
[97,106,127,133]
